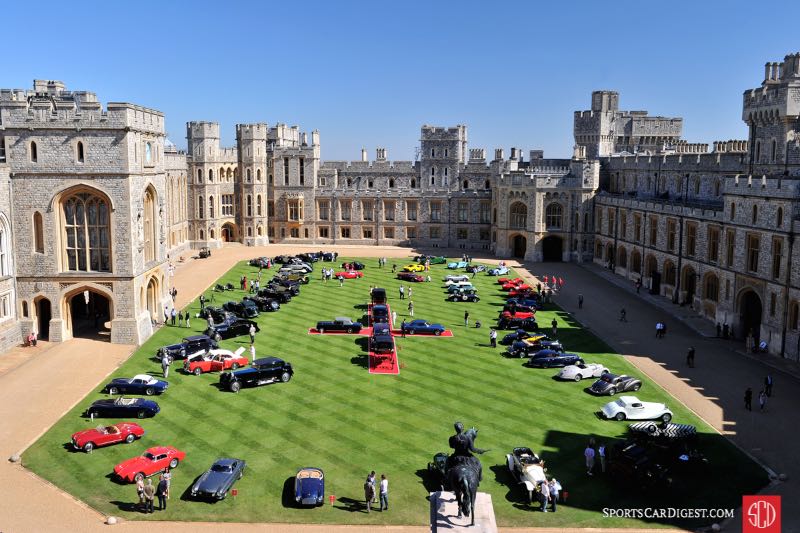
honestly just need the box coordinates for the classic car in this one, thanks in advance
[501,329,537,345]
[190,458,246,500]
[500,309,535,320]
[71,422,145,453]
[466,264,486,273]
[371,287,387,305]
[447,290,480,302]
[608,441,672,490]
[415,255,446,264]
[205,317,260,341]
[447,260,469,269]
[627,422,708,474]
[219,357,294,392]
[279,264,312,275]
[502,302,538,314]
[335,270,364,279]
[401,319,446,336]
[297,253,321,263]
[557,362,610,381]
[506,447,547,503]
[315,317,363,333]
[505,296,541,309]
[487,266,510,276]
[497,316,538,331]
[508,337,564,357]
[446,282,475,293]
[524,349,583,368]
[267,281,300,296]
[113,446,186,483]
[590,373,643,395]
[601,396,673,422]
[184,347,248,375]
[197,306,228,323]
[443,274,470,283]
[320,252,336,261]
[402,263,426,273]
[103,374,169,396]
[198,247,211,258]
[371,304,390,324]
[222,300,260,319]
[274,272,310,284]
[508,287,537,298]
[157,335,218,364]
[341,261,365,270]
[372,322,391,337]
[370,331,395,354]
[295,467,325,506]
[397,272,425,282]
[258,288,292,303]
[249,257,270,268]
[242,295,280,312]
[86,397,160,419]
[501,279,528,290]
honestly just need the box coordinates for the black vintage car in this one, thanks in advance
[509,338,564,358]
[297,253,321,263]
[465,264,486,274]
[590,373,643,395]
[627,422,708,475]
[198,306,228,323]
[223,300,259,319]
[157,335,218,363]
[274,272,309,284]
[220,357,293,392]
[371,288,387,305]
[500,329,537,345]
[249,257,270,268]
[371,304,389,324]
[524,349,583,368]
[502,302,538,314]
[267,282,300,296]
[341,261,364,270]
[447,290,480,302]
[370,331,395,354]
[608,441,672,490]
[315,317,363,334]
[191,457,247,500]
[497,316,538,331]
[243,295,280,312]
[505,296,541,309]
[205,317,259,341]
[198,247,211,258]
[86,397,160,419]
[259,288,292,303]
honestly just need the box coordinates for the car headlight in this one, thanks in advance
[295,496,301,502]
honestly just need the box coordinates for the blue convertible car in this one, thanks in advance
[295,467,325,506]
[86,397,160,419]
[524,349,583,368]
[103,374,169,396]
[401,319,446,336]
[488,266,510,276]
[447,261,469,269]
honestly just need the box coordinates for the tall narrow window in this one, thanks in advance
[62,191,111,272]
[257,195,263,216]
[197,169,202,183]
[545,204,562,229]
[143,188,156,263]
[284,157,290,185]
[747,234,760,272]
[246,195,252,217]
[752,205,758,225]
[33,212,44,253]
[772,238,783,279]
[77,141,84,163]
[726,230,735,266]
[771,139,777,162]
[209,196,215,218]
[730,202,736,221]
[686,223,697,257]
[0,220,8,277]
[208,169,214,182]
[198,196,204,219]
[299,158,305,185]
[30,141,38,162]
[777,207,784,227]
[257,169,262,182]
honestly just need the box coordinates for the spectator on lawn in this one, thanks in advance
[379,473,389,511]
[464,310,469,327]
[551,318,558,336]
[162,467,172,499]
[161,353,170,378]
[408,300,414,317]
[338,275,344,287]
[185,311,190,328]
[143,479,155,513]
[408,287,413,299]
[171,307,177,326]
[401,319,406,337]
[249,324,257,344]
[584,443,595,475]
[364,474,375,512]
[156,475,168,510]
[490,328,497,348]
[399,285,405,300]
[549,478,560,512]
[598,442,606,473]
[392,310,397,325]
[250,343,256,364]
[136,477,145,510]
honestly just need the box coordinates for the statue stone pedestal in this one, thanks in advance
[430,490,497,533]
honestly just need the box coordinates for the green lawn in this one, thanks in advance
[23,257,768,528]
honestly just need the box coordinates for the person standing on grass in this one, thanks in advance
[249,324,257,344]
[379,474,388,511]
[171,307,177,326]
[399,285,405,300]
[338,275,344,287]
[401,319,406,337]
[551,318,558,337]
[598,442,606,473]
[744,387,753,411]
[408,300,414,317]
[539,480,550,512]
[408,287,413,299]
[136,477,145,510]
[392,264,397,273]
[584,443,595,475]
[161,353,170,378]
[464,310,469,327]
[250,343,256,365]
[163,305,169,325]
[392,310,397,326]
[759,389,767,411]
[162,467,172,499]
[185,311,190,328]
[549,478,560,512]
[143,479,155,514]
[156,475,168,510]
[490,328,497,348]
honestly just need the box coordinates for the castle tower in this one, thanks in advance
[236,123,269,245]
[419,125,467,190]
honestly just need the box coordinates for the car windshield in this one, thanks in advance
[143,452,156,461]
[615,399,627,407]
[601,374,617,383]
[212,464,233,473]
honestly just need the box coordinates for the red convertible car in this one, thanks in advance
[71,422,145,453]
[114,446,186,483]
[397,272,425,282]
[335,271,364,279]
[509,288,537,298]
[184,347,248,375]
[500,310,536,320]
[497,277,522,285]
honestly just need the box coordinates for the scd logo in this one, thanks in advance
[743,495,780,533]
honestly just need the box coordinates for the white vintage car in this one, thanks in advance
[601,396,672,422]
[557,362,610,382]
[506,447,547,503]
[444,275,470,284]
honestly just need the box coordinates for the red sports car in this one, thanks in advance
[497,277,515,285]
[508,288,537,298]
[184,348,249,375]
[397,272,425,282]
[335,271,364,279]
[71,422,145,453]
[114,446,186,483]
[500,310,536,320]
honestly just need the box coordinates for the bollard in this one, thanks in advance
[561,490,568,503]
[330,494,336,506]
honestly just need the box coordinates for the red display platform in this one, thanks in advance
[368,350,399,374]
[308,327,372,335]
[391,329,454,337]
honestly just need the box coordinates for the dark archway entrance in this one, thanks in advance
[681,266,696,305]
[739,290,762,342]
[542,236,563,262]
[68,290,111,341]
[221,223,237,242]
[511,234,527,258]
[36,298,51,340]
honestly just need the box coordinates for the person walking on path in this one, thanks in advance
[379,474,389,511]
[156,476,168,510]
[136,477,145,510]
[584,443,595,475]
[170,308,177,326]
[635,278,641,294]
[142,479,155,514]
[399,285,405,300]
[765,375,773,397]
[548,478,560,512]
[744,387,753,411]
[464,310,470,327]
[408,300,414,317]
[686,346,696,368]
[578,294,583,309]
[551,318,558,337]
[619,308,627,322]
[249,324,257,344]
[598,442,606,473]
[199,294,205,310]
[161,353,170,378]
[759,389,768,411]
[490,328,497,348]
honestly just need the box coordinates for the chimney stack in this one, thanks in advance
[361,148,368,162]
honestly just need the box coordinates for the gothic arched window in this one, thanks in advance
[62,190,111,272]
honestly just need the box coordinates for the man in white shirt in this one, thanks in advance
[379,474,388,511]
[598,443,606,473]
[584,444,595,475]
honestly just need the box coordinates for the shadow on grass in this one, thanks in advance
[414,467,444,494]
[333,496,369,513]
[489,464,526,504]
[350,337,369,369]
[110,500,146,513]
[105,472,128,486]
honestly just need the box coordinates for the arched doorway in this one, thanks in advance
[221,222,237,242]
[739,290,762,342]
[36,298,51,340]
[146,277,159,322]
[645,255,660,295]
[511,234,527,258]
[542,236,563,262]
[66,289,112,341]
[681,265,696,305]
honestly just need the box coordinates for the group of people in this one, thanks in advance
[320,268,339,283]
[583,439,607,476]
[164,305,191,328]
[744,375,774,412]
[362,471,388,512]
[136,469,171,513]
[240,275,263,293]
[376,257,389,268]
[535,477,562,512]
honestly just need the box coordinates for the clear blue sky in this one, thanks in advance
[3,1,798,160]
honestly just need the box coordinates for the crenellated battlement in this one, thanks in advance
[320,160,416,171]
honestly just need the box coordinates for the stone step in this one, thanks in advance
[430,490,497,533]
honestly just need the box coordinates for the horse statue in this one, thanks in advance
[444,422,487,526]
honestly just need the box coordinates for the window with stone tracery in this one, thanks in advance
[62,191,111,272]
[143,188,156,263]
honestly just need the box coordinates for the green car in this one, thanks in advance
[415,255,447,264]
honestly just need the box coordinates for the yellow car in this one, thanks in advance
[520,335,547,347]
[403,264,426,273]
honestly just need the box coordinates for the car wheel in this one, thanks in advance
[134,472,145,483]
[608,388,617,396]
[167,355,174,365]
[214,333,222,342]
[615,412,626,421]
[475,297,480,302]
[83,442,94,453]
[230,381,241,393]
[231,363,240,370]
[661,413,672,423]
[462,295,468,301]
[281,371,291,383]
[632,383,641,391]
[145,387,154,396]
[88,410,97,418]
[193,367,202,376]
[435,330,442,336]
[125,434,136,444]
[108,387,118,395]
[137,410,147,419]
[169,458,179,469]
[573,374,582,382]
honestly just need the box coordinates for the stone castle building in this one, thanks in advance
[0,52,798,361]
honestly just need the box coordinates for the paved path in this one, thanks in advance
[5,245,787,532]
